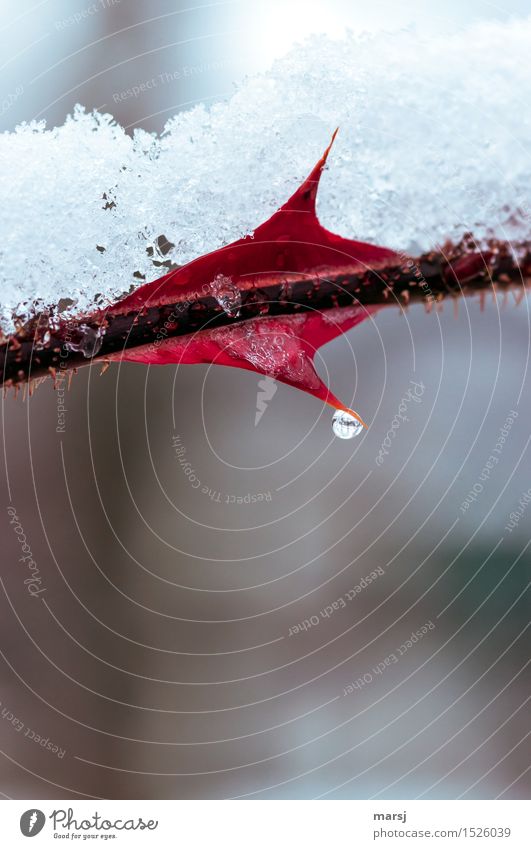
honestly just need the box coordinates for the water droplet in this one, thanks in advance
[332,410,363,439]
[211,274,241,318]
[65,324,105,358]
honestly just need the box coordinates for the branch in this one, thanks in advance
[2,237,530,390]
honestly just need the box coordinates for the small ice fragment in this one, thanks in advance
[211,274,241,318]
[65,324,104,358]
[332,409,363,439]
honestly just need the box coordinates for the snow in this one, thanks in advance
[1,16,531,330]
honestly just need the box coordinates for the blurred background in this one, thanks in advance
[0,0,529,800]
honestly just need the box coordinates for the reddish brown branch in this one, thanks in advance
[1,237,530,390]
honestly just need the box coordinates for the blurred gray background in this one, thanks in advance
[0,0,529,799]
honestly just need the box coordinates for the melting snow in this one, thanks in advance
[1,18,531,330]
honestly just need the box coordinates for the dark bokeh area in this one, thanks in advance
[0,0,529,799]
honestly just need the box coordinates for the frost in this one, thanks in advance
[212,317,322,391]
[2,17,531,330]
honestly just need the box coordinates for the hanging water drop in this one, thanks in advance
[211,274,241,318]
[332,409,363,439]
